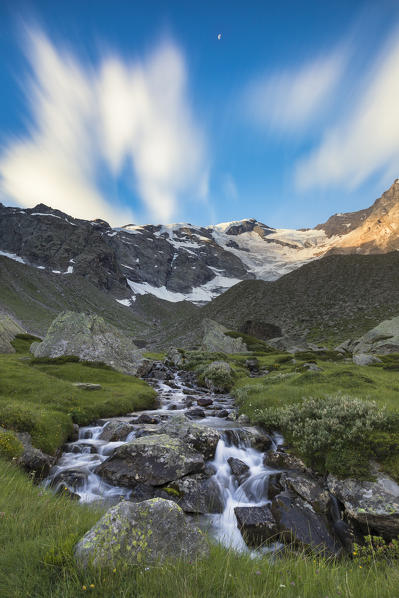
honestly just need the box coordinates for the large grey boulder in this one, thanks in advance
[156,473,224,514]
[235,504,279,547]
[352,316,399,355]
[279,472,330,514]
[327,474,399,538]
[201,319,247,354]
[159,414,220,460]
[0,315,25,353]
[271,491,341,555]
[353,353,382,366]
[74,498,209,568]
[95,434,204,487]
[31,311,144,375]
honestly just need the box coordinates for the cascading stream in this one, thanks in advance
[44,373,282,551]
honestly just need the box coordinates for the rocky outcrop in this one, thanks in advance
[0,315,25,353]
[271,491,341,555]
[200,319,247,353]
[327,474,399,538]
[279,472,330,514]
[351,316,399,355]
[74,498,209,568]
[235,505,279,546]
[31,311,144,375]
[352,353,382,366]
[95,434,204,487]
[201,361,234,393]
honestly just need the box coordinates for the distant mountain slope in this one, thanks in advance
[153,252,399,349]
[0,256,188,340]
[1,179,399,308]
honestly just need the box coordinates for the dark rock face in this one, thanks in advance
[264,451,307,472]
[98,420,134,442]
[240,320,282,341]
[271,492,341,555]
[235,505,279,546]
[95,434,204,487]
[228,457,250,484]
[156,474,224,514]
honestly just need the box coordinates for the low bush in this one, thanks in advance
[256,394,388,477]
[224,331,274,353]
[0,429,23,460]
[353,536,399,567]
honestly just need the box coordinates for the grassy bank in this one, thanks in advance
[1,460,399,598]
[0,338,156,455]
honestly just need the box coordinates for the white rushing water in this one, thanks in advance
[44,373,284,552]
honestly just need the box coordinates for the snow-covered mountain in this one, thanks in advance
[0,180,398,305]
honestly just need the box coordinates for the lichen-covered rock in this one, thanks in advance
[271,491,341,555]
[352,316,399,355]
[31,311,144,375]
[159,414,220,460]
[166,347,185,367]
[201,319,247,353]
[98,420,134,442]
[95,434,204,487]
[352,353,381,366]
[235,504,279,547]
[327,474,399,538]
[264,451,307,472]
[74,498,209,568]
[0,315,25,353]
[156,473,224,514]
[201,360,234,393]
[280,472,330,514]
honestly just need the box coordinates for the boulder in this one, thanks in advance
[280,472,330,514]
[264,451,307,472]
[197,397,213,407]
[235,505,279,547]
[327,474,399,538]
[0,315,25,353]
[271,491,340,555]
[16,431,54,478]
[95,434,204,487]
[352,316,399,355]
[159,415,220,460]
[31,311,145,375]
[156,474,224,514]
[267,336,310,353]
[352,353,382,366]
[228,457,250,484]
[98,420,134,442]
[186,408,206,419]
[74,498,209,568]
[201,318,247,354]
[72,382,102,391]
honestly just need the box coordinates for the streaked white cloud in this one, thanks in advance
[296,33,399,190]
[0,30,206,225]
[244,50,346,132]
[222,173,238,201]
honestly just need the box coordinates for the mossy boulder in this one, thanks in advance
[31,311,144,375]
[159,414,220,460]
[74,498,209,568]
[95,434,204,487]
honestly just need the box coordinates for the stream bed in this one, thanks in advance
[44,371,286,552]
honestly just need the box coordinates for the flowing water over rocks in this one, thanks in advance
[44,370,343,554]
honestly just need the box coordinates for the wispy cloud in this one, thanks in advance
[0,29,207,225]
[244,50,346,132]
[222,173,238,201]
[296,32,399,190]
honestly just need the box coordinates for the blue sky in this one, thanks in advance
[0,0,399,228]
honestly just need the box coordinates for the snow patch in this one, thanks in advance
[0,250,25,264]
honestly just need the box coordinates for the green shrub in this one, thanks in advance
[256,394,387,476]
[353,536,399,566]
[197,361,234,392]
[0,429,23,459]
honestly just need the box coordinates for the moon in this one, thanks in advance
[217,33,222,40]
